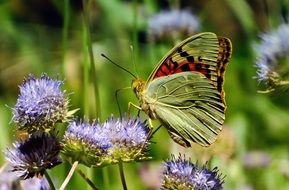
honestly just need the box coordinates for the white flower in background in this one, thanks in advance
[255,23,289,85]
[148,9,199,42]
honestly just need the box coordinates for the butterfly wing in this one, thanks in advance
[147,32,232,104]
[145,71,225,147]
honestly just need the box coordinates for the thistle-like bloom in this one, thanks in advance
[12,74,70,132]
[0,165,51,190]
[62,120,112,167]
[148,9,199,42]
[4,133,62,179]
[103,116,150,163]
[161,155,224,190]
[255,23,289,90]
[62,116,150,167]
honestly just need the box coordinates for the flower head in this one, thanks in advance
[192,166,224,190]
[62,116,151,167]
[255,23,289,91]
[62,120,112,167]
[12,74,70,132]
[0,164,51,190]
[161,155,224,190]
[148,9,199,42]
[4,133,62,179]
[103,116,150,163]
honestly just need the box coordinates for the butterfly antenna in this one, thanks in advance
[130,45,139,77]
[101,53,137,78]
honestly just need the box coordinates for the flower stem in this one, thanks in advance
[76,167,99,190]
[59,161,79,190]
[61,0,70,68]
[118,162,128,190]
[44,170,56,190]
[82,0,101,119]
[102,168,110,190]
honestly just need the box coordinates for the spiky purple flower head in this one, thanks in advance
[0,164,51,190]
[62,116,151,167]
[103,116,150,163]
[62,120,112,167]
[161,155,224,190]
[192,166,224,190]
[255,23,289,91]
[4,133,62,179]
[12,74,71,132]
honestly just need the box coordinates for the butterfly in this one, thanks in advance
[131,32,232,147]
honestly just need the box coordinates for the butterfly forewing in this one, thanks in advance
[147,32,232,105]
[145,72,225,146]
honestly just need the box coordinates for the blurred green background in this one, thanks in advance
[0,0,288,189]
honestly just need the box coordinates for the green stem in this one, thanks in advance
[44,170,56,190]
[118,162,128,190]
[61,0,70,67]
[59,161,79,190]
[76,167,99,190]
[82,14,90,115]
[82,0,101,119]
[102,168,110,190]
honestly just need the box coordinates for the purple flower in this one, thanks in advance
[103,116,150,163]
[62,120,112,167]
[0,164,51,190]
[243,151,271,168]
[12,74,71,132]
[148,9,199,42]
[161,155,224,190]
[255,23,289,91]
[62,116,151,167]
[192,166,224,190]
[4,133,62,179]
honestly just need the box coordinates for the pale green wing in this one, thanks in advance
[145,71,225,147]
[146,32,232,105]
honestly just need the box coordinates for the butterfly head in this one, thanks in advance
[131,77,146,98]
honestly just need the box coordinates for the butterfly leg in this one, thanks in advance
[148,118,154,129]
[257,88,275,93]
[127,102,142,117]
[128,102,141,110]
[136,121,156,157]
[136,123,162,157]
[115,87,131,116]
[149,124,162,138]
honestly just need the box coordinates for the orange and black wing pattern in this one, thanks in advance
[148,32,232,101]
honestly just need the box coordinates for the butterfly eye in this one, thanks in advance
[131,78,145,97]
[133,87,137,94]
[131,80,138,94]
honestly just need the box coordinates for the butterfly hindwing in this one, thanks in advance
[145,71,225,146]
